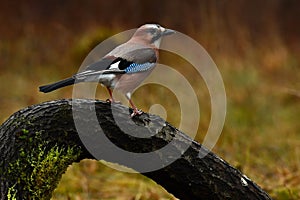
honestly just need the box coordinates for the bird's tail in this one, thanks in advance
[39,77,75,93]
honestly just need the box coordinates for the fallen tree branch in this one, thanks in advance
[0,99,272,200]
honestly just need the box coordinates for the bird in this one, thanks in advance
[39,24,175,117]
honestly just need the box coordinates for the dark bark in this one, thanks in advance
[0,99,272,200]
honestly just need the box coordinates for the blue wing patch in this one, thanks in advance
[125,62,155,73]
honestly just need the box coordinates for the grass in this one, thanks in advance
[0,25,299,200]
[52,160,175,200]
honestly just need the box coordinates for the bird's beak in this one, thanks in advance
[162,28,176,36]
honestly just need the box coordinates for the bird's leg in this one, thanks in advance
[106,87,115,103]
[106,87,121,104]
[125,92,143,117]
[128,99,143,117]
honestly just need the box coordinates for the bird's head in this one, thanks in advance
[131,24,175,48]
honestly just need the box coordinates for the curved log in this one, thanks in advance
[0,99,272,200]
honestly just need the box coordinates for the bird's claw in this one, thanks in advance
[130,109,143,118]
[106,99,121,104]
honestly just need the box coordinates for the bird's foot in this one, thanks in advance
[130,108,143,118]
[106,99,112,103]
[106,99,121,104]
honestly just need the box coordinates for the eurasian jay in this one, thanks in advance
[39,24,175,116]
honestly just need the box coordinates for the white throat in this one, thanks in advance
[153,38,162,48]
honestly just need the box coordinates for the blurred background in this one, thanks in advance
[0,0,299,199]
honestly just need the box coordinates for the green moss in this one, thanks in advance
[7,130,82,199]
[7,183,17,200]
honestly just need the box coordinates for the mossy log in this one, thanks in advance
[0,99,272,200]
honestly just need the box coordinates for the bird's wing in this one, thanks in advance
[116,47,157,65]
[106,48,157,73]
[74,57,125,80]
[75,48,157,80]
[84,57,116,71]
